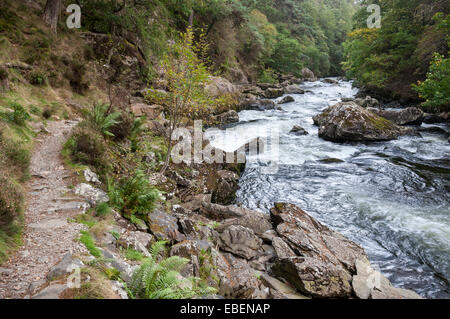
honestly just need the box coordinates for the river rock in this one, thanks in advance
[367,107,424,125]
[207,170,239,205]
[284,85,305,95]
[301,68,317,81]
[423,113,448,124]
[353,96,379,108]
[270,203,368,273]
[272,237,296,259]
[218,225,263,260]
[73,183,109,205]
[313,102,413,142]
[323,78,338,84]
[264,88,284,99]
[205,76,240,98]
[147,210,186,242]
[240,97,280,111]
[278,96,295,104]
[213,110,239,125]
[290,125,309,136]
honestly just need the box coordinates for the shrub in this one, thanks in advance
[86,103,121,138]
[0,175,23,229]
[95,202,112,217]
[29,71,48,86]
[413,53,450,112]
[1,102,31,126]
[108,170,160,219]
[109,111,134,141]
[128,241,217,299]
[66,125,108,170]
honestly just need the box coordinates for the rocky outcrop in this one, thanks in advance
[46,253,84,281]
[264,88,284,99]
[73,183,109,205]
[278,96,295,104]
[147,210,186,242]
[130,103,164,120]
[367,107,424,125]
[313,102,413,142]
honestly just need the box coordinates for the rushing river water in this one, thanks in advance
[205,79,450,299]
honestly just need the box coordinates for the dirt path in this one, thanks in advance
[0,120,88,299]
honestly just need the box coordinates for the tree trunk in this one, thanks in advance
[43,0,61,34]
[188,10,194,27]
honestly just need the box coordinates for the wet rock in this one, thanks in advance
[218,225,263,260]
[207,170,239,205]
[367,107,424,125]
[278,96,295,104]
[213,110,239,125]
[322,78,338,84]
[272,256,353,298]
[352,259,423,299]
[290,125,309,136]
[319,158,345,164]
[147,210,186,242]
[31,284,67,299]
[73,183,109,205]
[284,85,305,95]
[83,168,101,184]
[239,97,280,111]
[313,102,413,142]
[423,113,448,124]
[341,97,354,102]
[47,253,84,280]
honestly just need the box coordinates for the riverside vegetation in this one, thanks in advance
[0,0,448,299]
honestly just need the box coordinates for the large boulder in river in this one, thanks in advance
[367,107,424,126]
[301,68,317,81]
[212,110,239,125]
[284,85,305,95]
[312,102,413,142]
[264,88,284,99]
[354,96,379,108]
[239,96,280,111]
[278,96,295,104]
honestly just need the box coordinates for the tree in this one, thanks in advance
[145,27,212,173]
[43,0,62,33]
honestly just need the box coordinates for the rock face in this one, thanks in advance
[290,125,309,136]
[213,110,239,125]
[46,253,84,280]
[130,103,164,120]
[278,96,295,104]
[218,225,262,260]
[207,170,239,205]
[313,102,412,142]
[269,203,367,298]
[367,107,424,125]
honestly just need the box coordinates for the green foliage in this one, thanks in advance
[86,103,121,138]
[108,170,160,219]
[413,53,450,112]
[124,248,144,262]
[0,175,23,233]
[95,202,112,217]
[129,241,217,299]
[1,102,31,126]
[79,230,102,258]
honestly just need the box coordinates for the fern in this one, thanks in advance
[87,103,121,137]
[129,241,217,299]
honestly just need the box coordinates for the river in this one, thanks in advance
[205,79,450,299]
